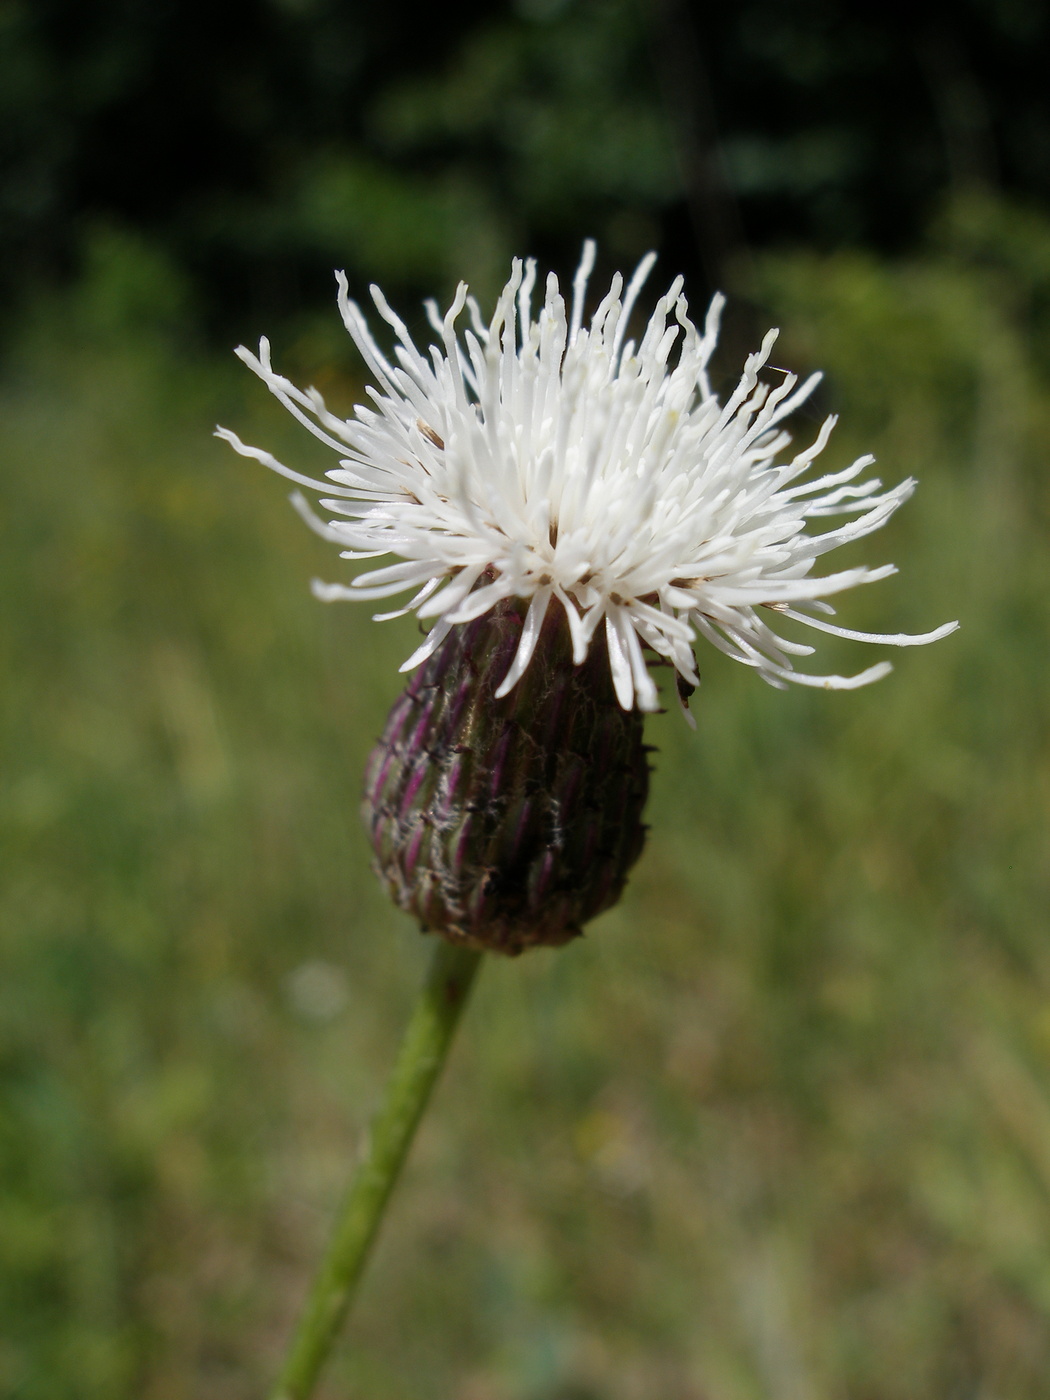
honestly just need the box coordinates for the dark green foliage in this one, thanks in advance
[2,0,1049,339]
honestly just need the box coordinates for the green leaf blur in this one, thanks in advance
[2,194,1049,1397]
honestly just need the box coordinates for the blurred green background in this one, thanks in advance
[3,2,1050,1397]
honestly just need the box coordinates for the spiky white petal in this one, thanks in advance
[217,244,957,712]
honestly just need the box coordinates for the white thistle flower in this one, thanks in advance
[217,241,957,717]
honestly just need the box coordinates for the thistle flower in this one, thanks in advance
[217,241,957,721]
[229,250,959,1397]
[218,245,956,952]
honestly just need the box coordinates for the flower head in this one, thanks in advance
[361,593,650,953]
[218,242,956,717]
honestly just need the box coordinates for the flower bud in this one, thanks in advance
[363,599,650,955]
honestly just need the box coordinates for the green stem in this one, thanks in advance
[270,938,483,1400]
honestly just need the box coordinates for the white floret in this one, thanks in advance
[217,243,958,714]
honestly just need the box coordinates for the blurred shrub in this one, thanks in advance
[3,0,1050,340]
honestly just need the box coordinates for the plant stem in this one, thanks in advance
[270,938,483,1400]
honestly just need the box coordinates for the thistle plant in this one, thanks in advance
[218,243,956,1397]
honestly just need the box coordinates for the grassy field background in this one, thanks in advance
[2,196,1050,1399]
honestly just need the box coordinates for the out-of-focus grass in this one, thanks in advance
[2,203,1049,1399]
